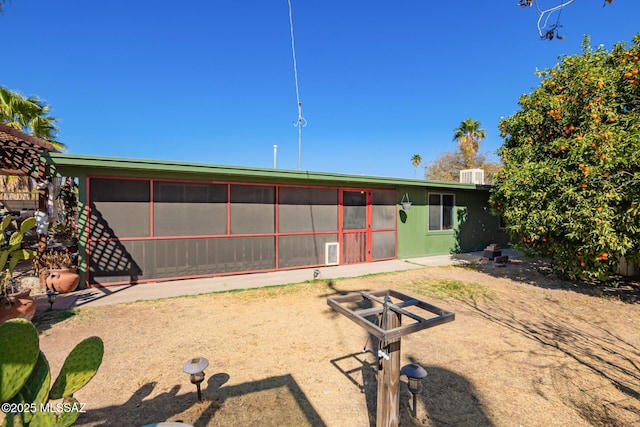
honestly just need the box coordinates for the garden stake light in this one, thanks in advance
[46,290,58,309]
[183,356,209,401]
[401,363,428,418]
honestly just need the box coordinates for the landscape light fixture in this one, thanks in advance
[183,356,209,401]
[46,291,58,309]
[401,363,428,418]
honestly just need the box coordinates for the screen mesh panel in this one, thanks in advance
[153,181,228,236]
[87,239,144,284]
[278,187,338,233]
[230,184,275,234]
[342,191,366,230]
[371,190,396,230]
[372,231,396,260]
[88,236,276,285]
[89,179,150,237]
[87,179,397,284]
[278,234,338,268]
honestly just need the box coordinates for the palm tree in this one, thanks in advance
[453,118,486,168]
[0,87,64,149]
[411,154,422,178]
[0,87,65,198]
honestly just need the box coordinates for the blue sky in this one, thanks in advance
[1,1,639,178]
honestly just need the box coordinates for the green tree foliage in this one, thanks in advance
[411,154,422,178]
[491,35,640,280]
[453,118,486,168]
[425,118,500,183]
[0,86,63,149]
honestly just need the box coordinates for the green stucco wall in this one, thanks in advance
[396,186,510,258]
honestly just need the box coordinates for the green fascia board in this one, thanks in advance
[43,153,492,191]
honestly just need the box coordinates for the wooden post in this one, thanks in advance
[376,306,401,427]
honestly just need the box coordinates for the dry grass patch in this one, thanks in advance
[15,263,639,427]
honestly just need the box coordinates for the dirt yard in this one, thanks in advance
[25,259,640,426]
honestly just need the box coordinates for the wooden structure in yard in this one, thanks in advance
[0,123,57,181]
[327,289,454,427]
[0,123,59,266]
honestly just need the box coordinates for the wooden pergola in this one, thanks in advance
[0,122,59,266]
[0,122,58,181]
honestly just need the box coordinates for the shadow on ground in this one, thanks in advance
[75,373,325,427]
[330,351,493,426]
[463,257,640,304]
[463,292,640,426]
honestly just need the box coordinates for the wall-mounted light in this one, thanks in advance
[401,363,427,417]
[400,193,412,210]
[183,356,209,402]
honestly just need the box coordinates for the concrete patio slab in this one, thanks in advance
[35,249,522,310]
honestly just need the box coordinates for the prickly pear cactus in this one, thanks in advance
[13,351,51,424]
[27,409,56,426]
[18,218,36,234]
[48,336,104,400]
[0,215,36,274]
[55,397,81,427]
[0,215,10,237]
[0,319,39,402]
[0,319,104,427]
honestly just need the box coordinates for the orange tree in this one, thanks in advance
[491,35,640,280]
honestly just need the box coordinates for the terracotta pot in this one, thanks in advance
[0,290,36,324]
[45,268,80,294]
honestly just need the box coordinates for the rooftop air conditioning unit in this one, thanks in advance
[460,169,484,185]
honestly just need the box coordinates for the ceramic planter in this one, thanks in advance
[0,290,36,324]
[45,268,80,294]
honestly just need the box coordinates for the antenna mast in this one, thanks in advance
[288,0,306,170]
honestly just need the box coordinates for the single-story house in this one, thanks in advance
[43,153,509,288]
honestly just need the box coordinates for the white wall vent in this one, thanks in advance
[325,242,339,266]
[459,169,485,184]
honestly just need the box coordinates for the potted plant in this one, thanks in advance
[56,177,79,249]
[41,250,80,294]
[0,216,37,324]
